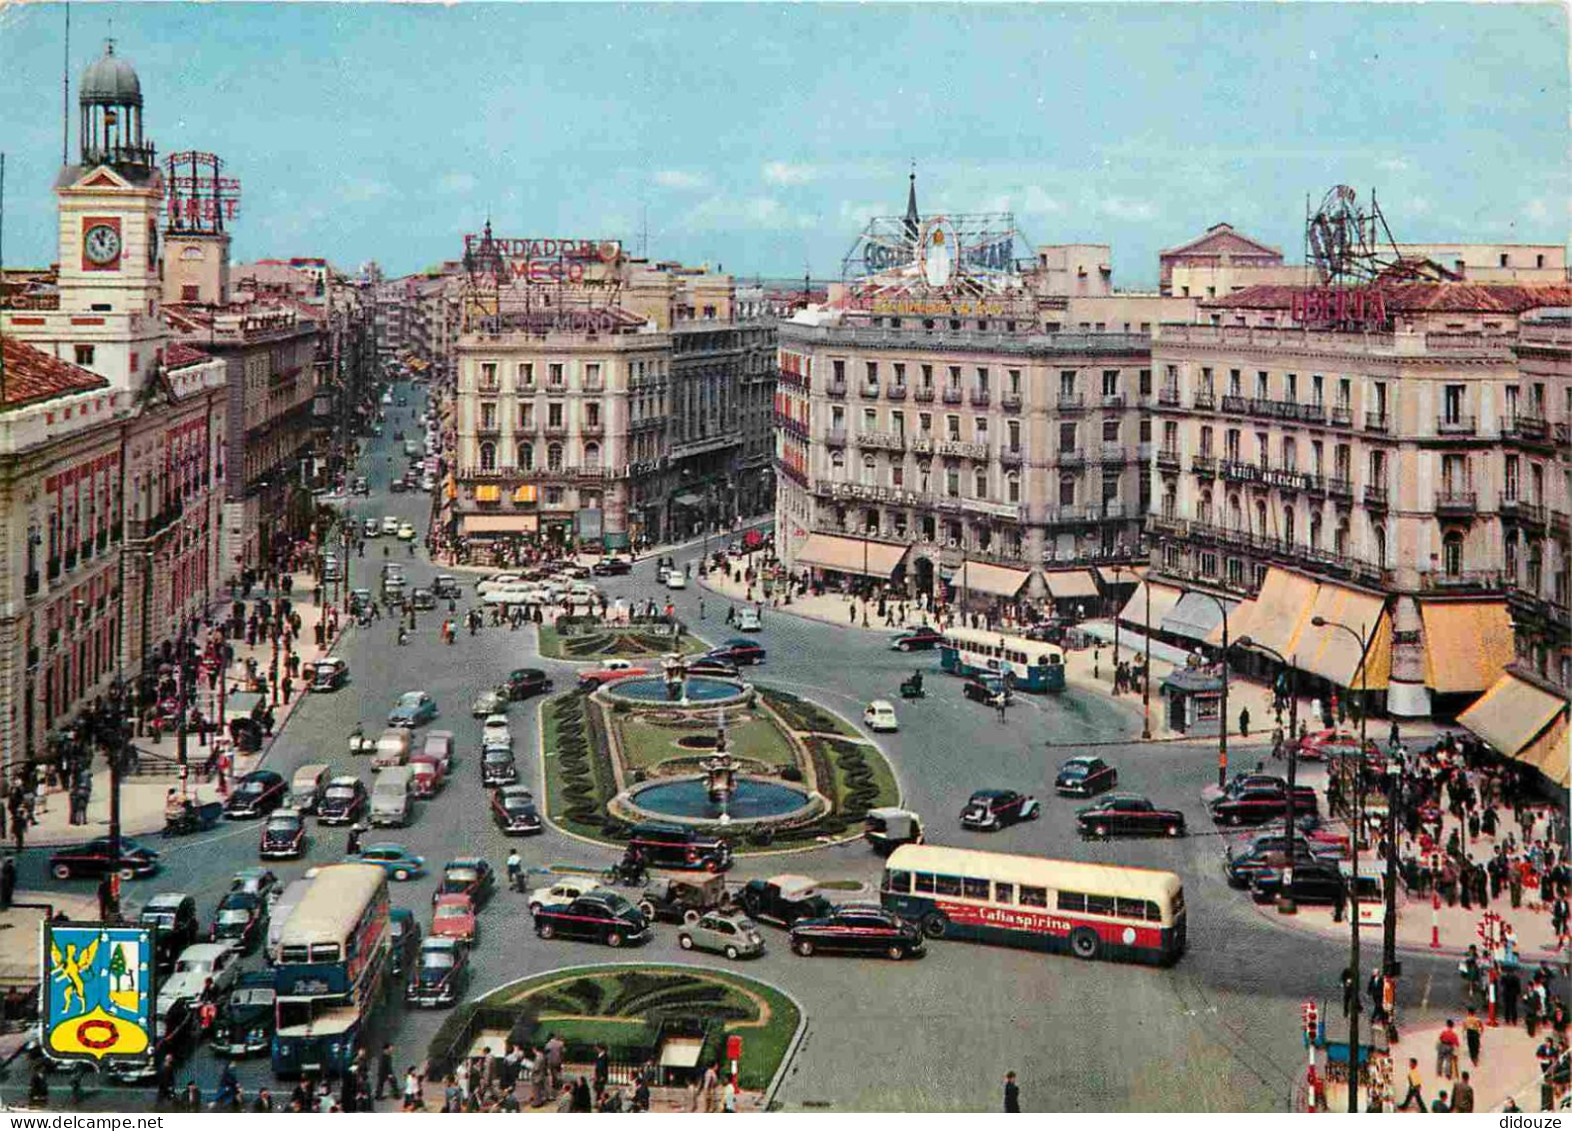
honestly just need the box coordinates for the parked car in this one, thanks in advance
[959,789,1040,831]
[535,891,652,947]
[50,837,160,880]
[388,690,438,727]
[224,770,287,819]
[739,875,833,927]
[259,808,308,859]
[411,587,437,611]
[420,731,456,774]
[389,907,422,978]
[317,776,368,825]
[229,867,282,908]
[348,843,426,881]
[471,689,509,717]
[409,755,447,798]
[736,607,762,632]
[139,893,200,971]
[592,558,632,576]
[208,971,276,1057]
[288,764,333,813]
[638,873,728,925]
[578,665,651,690]
[624,822,732,872]
[1076,794,1186,839]
[481,714,511,747]
[480,745,518,787]
[1297,729,1383,766]
[889,626,944,651]
[863,808,924,856]
[491,785,543,835]
[158,942,241,1016]
[1248,860,1347,905]
[435,858,496,909]
[430,893,478,943]
[1209,782,1320,827]
[397,522,417,542]
[962,674,1012,706]
[863,700,899,733]
[406,936,470,1008]
[706,639,766,666]
[309,658,349,692]
[1054,755,1119,797]
[1224,842,1342,888]
[381,516,401,536]
[505,668,552,700]
[678,911,766,960]
[789,905,924,960]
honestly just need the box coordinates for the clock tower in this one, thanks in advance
[49,40,167,393]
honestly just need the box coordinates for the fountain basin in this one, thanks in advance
[600,675,751,708]
[616,774,824,828]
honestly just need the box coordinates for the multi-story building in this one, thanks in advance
[0,41,229,768]
[1144,279,1572,725]
[775,190,1155,609]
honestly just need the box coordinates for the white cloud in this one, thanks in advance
[654,169,706,190]
[1094,195,1159,222]
[762,161,817,186]
[684,195,816,232]
[438,172,477,194]
[1521,197,1568,223]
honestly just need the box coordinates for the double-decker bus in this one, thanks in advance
[271,864,391,1077]
[938,627,1066,692]
[879,844,1185,965]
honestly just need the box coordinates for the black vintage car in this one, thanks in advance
[685,657,740,679]
[624,822,732,873]
[433,858,496,909]
[258,809,308,860]
[490,785,542,835]
[1209,781,1320,827]
[1054,756,1119,797]
[480,745,518,787]
[389,908,422,978]
[888,626,944,652]
[224,770,287,819]
[962,674,1012,706]
[789,905,924,960]
[49,837,159,881]
[407,936,469,1008]
[1249,861,1348,905]
[591,558,632,576]
[739,875,833,927]
[1075,794,1186,839]
[535,892,652,948]
[317,776,368,825]
[959,789,1040,831]
[139,893,200,971]
[209,971,276,1057]
[1224,842,1340,888]
[505,668,552,700]
[209,890,267,954]
[411,587,437,611]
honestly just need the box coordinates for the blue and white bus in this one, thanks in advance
[271,864,391,1077]
[938,627,1066,692]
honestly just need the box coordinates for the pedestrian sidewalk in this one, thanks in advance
[24,569,346,848]
[1321,1016,1551,1112]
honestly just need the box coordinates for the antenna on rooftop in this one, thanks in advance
[62,2,71,165]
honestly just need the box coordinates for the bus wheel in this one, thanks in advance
[923,914,947,939]
[1069,928,1100,960]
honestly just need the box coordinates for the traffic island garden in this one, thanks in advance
[539,684,897,851]
[427,964,802,1096]
[538,616,710,661]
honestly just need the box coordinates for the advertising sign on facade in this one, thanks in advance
[43,923,156,1063]
[1289,286,1388,328]
[578,508,604,541]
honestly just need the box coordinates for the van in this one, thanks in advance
[370,765,414,828]
[288,764,332,813]
[265,878,316,964]
[373,728,411,770]
[421,731,455,772]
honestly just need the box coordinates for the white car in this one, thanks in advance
[396,522,417,542]
[666,573,688,590]
[482,584,535,606]
[158,943,240,1016]
[381,516,401,536]
[737,608,762,632]
[476,573,522,596]
[568,583,598,602]
[863,700,899,733]
[481,713,511,747]
[528,876,598,915]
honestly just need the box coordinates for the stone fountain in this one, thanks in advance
[661,651,688,705]
[700,709,737,823]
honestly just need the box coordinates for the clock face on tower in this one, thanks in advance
[83,222,123,266]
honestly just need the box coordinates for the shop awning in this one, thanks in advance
[673,493,703,507]
[1457,670,1568,760]
[952,562,1031,598]
[1162,591,1238,642]
[1118,579,1183,631]
[474,484,501,503]
[1297,582,1389,690]
[1096,565,1146,586]
[1211,567,1317,659]
[1042,569,1099,599]
[461,513,538,535]
[1520,711,1569,788]
[512,485,538,504]
[792,533,909,578]
[1419,600,1514,694]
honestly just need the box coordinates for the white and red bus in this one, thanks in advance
[879,844,1185,965]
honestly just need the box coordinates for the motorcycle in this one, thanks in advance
[899,674,926,700]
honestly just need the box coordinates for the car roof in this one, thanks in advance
[766,874,819,900]
[434,893,473,907]
[328,775,362,787]
[499,785,533,797]
[267,808,303,820]
[233,867,273,881]
[1101,793,1150,805]
[970,788,1014,799]
[421,935,462,951]
[176,942,232,961]
[1062,756,1098,767]
[867,700,895,711]
[144,892,190,909]
[363,843,409,854]
[242,770,283,783]
[446,857,485,869]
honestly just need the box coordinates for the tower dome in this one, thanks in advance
[80,40,142,106]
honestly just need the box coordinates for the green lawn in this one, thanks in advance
[540,695,613,842]
[757,685,862,738]
[538,625,710,660]
[614,713,793,772]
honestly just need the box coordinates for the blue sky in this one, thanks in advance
[0,2,1565,286]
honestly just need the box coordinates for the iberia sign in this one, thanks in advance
[1290,286,1388,328]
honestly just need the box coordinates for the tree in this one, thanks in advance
[107,943,129,993]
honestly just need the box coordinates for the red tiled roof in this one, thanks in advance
[1203,282,1572,314]
[1,337,110,409]
[164,343,211,368]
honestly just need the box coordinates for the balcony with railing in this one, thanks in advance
[1100,443,1128,465]
[827,380,848,399]
[857,431,906,453]
[1362,483,1389,509]
[582,421,605,437]
[1000,391,1023,411]
[886,384,908,401]
[1499,495,1547,529]
[999,448,1024,467]
[1057,393,1085,414]
[910,437,934,455]
[1365,411,1390,433]
[1437,413,1477,436]
[941,387,964,404]
[1435,488,1477,514]
[1219,458,1265,485]
[542,423,568,438]
[913,386,935,402]
[1100,393,1125,410]
[970,388,991,407]
[1330,403,1353,427]
[1426,569,1505,592]
[1192,389,1216,411]
[1156,447,1182,472]
[1220,393,1248,415]
[1057,448,1085,467]
[1501,414,1551,443]
[935,439,989,460]
[859,382,881,399]
[1157,386,1181,407]
[1192,453,1217,478]
[825,428,848,448]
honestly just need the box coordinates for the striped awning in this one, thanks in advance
[1457,671,1568,761]
[1162,591,1238,642]
[1042,569,1099,599]
[1419,600,1514,694]
[1297,582,1389,690]
[1118,579,1183,631]
[792,533,909,578]
[952,562,1032,598]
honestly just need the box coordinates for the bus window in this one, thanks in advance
[1085,894,1115,916]
[281,945,309,965]
[914,873,936,894]
[885,870,911,894]
[994,882,1014,904]
[1116,898,1148,920]
[1057,891,1085,913]
[1144,901,1162,922]
[933,875,963,897]
[310,944,341,962]
[1020,886,1047,908]
[962,877,989,900]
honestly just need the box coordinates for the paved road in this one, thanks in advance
[17,378,1471,1112]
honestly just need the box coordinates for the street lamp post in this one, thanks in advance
[1142,577,1152,740]
[1383,757,1402,986]
[1190,591,1231,789]
[1237,636,1299,912]
[1312,613,1370,1113]
[861,526,870,627]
